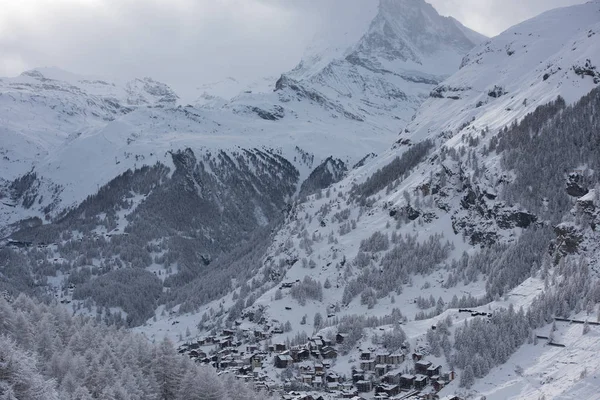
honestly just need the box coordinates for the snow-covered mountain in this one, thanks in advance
[0,0,481,231]
[133,2,600,399]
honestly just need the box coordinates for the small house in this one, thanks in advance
[375,352,389,365]
[376,384,401,397]
[294,348,310,361]
[322,348,338,359]
[275,342,287,352]
[399,374,415,389]
[415,360,432,375]
[412,351,424,362]
[374,364,387,377]
[426,364,442,377]
[352,370,365,383]
[356,380,372,393]
[314,362,324,374]
[383,370,402,385]
[336,333,348,344]
[388,352,404,365]
[414,374,428,390]
[274,354,294,368]
[433,380,446,392]
[313,376,323,388]
[360,359,375,371]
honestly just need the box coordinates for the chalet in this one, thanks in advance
[360,351,372,360]
[352,370,365,383]
[412,351,424,361]
[272,327,284,334]
[322,360,332,369]
[254,330,269,340]
[313,376,323,388]
[204,336,216,344]
[340,389,359,399]
[399,374,415,389]
[275,342,287,352]
[443,371,456,381]
[326,372,341,383]
[249,354,263,369]
[309,338,324,350]
[327,381,340,391]
[246,344,259,353]
[375,352,389,365]
[383,370,402,385]
[415,360,433,375]
[426,364,442,377]
[414,374,428,390]
[314,362,324,374]
[336,333,349,344]
[375,384,401,397]
[433,380,446,392]
[374,364,387,377]
[356,380,373,393]
[294,348,310,361]
[274,354,294,368]
[388,352,404,365]
[439,396,462,400]
[189,350,207,359]
[301,374,313,385]
[222,329,234,336]
[360,359,375,371]
[321,347,338,359]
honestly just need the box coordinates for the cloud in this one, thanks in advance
[429,0,587,37]
[0,0,315,88]
[0,0,589,99]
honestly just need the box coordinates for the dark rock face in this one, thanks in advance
[390,205,436,223]
[250,105,285,121]
[553,224,584,254]
[566,174,589,198]
[497,211,537,229]
[488,85,507,98]
[405,205,421,221]
[573,59,600,84]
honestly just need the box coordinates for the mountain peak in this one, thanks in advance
[362,0,481,61]
[290,0,483,80]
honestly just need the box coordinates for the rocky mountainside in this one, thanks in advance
[0,0,480,315]
[0,0,481,234]
[134,2,600,399]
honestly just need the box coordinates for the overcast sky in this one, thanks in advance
[0,0,588,96]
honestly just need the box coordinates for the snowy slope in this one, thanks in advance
[0,0,481,229]
[131,3,600,399]
[403,0,600,145]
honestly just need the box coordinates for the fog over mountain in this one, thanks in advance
[0,0,588,101]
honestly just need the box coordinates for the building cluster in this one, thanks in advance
[178,327,460,400]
